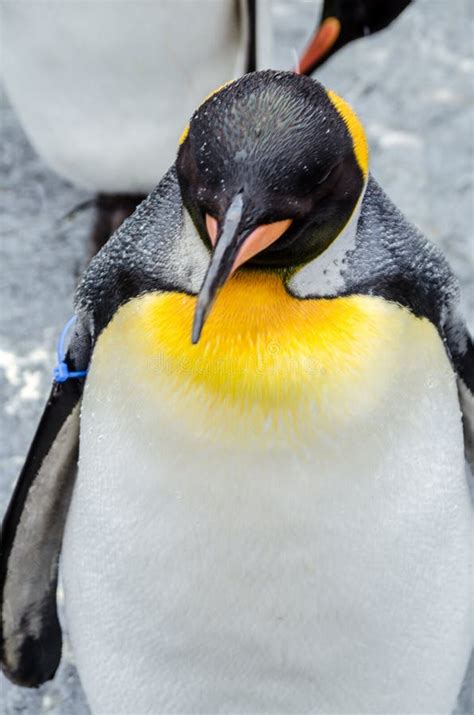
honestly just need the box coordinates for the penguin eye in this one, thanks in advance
[316,164,337,185]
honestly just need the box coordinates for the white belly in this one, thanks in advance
[62,304,472,714]
[1,0,253,192]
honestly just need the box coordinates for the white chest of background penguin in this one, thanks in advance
[1,71,473,714]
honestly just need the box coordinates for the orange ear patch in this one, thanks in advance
[327,90,369,178]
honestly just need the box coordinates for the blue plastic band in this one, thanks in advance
[53,315,89,383]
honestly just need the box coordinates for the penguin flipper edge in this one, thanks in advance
[442,311,474,472]
[453,332,474,473]
[0,364,86,686]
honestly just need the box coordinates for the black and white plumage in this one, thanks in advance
[1,71,472,713]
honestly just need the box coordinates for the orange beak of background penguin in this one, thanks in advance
[191,193,292,344]
[298,17,341,75]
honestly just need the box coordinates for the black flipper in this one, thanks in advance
[0,322,90,687]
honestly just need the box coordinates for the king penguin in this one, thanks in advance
[1,1,414,249]
[1,71,473,714]
[298,0,413,74]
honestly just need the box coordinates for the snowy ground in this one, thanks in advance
[1,0,473,712]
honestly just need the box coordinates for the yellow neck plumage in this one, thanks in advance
[93,270,438,444]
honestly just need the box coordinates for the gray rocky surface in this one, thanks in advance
[1,0,472,712]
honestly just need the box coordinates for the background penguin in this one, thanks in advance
[1,71,473,713]
[298,0,413,74]
[0,0,262,252]
[0,1,415,252]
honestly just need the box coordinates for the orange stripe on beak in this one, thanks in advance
[206,214,218,245]
[298,17,341,75]
[206,214,292,271]
[232,219,292,271]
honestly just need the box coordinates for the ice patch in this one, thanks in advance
[0,347,49,414]
[379,131,423,149]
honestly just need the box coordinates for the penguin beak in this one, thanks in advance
[297,16,341,74]
[191,193,291,344]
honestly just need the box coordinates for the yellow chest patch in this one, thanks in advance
[93,271,442,443]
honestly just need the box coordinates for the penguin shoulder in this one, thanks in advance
[75,166,207,338]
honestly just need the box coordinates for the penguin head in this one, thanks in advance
[176,70,368,343]
[299,0,412,73]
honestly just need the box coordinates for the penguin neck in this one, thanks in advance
[287,176,368,299]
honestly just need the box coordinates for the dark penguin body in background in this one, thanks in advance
[1,71,473,713]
